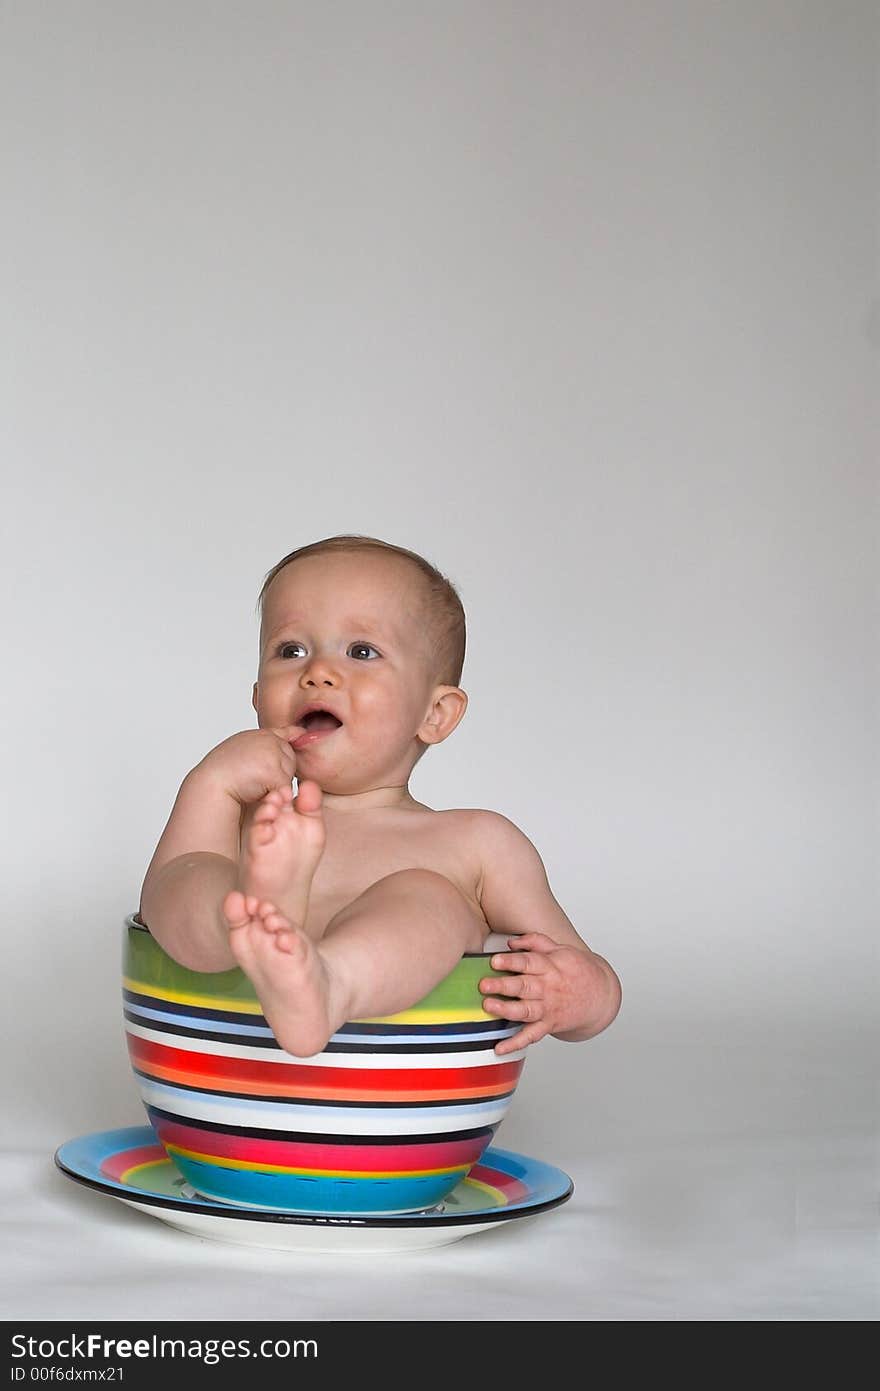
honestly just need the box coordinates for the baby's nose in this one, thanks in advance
[300,655,340,687]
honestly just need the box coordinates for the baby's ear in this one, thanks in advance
[251,681,259,714]
[418,686,468,746]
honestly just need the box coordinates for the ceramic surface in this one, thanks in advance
[55,1126,573,1254]
[123,916,526,1215]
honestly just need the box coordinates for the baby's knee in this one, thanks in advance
[326,867,485,951]
[381,868,460,901]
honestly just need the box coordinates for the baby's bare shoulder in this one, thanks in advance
[432,808,534,863]
[425,806,507,829]
[409,805,493,841]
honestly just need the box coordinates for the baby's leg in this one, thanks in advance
[322,869,487,1022]
[224,870,486,1057]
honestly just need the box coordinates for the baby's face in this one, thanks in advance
[253,551,448,794]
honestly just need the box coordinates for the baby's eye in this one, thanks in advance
[348,642,380,660]
[278,642,307,659]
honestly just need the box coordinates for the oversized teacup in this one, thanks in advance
[123,915,525,1215]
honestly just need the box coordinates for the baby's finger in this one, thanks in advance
[495,1022,548,1054]
[481,993,542,1020]
[506,932,558,954]
[491,951,547,975]
[480,973,540,999]
[272,724,306,743]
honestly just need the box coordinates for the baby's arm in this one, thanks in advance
[139,725,301,971]
[474,813,622,1055]
[139,766,243,972]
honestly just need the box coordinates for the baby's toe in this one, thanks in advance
[264,911,291,931]
[273,928,299,955]
[223,890,251,929]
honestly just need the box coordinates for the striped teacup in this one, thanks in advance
[122,915,525,1215]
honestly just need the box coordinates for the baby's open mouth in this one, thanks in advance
[300,710,343,731]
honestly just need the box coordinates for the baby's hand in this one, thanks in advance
[480,933,603,1055]
[193,727,305,807]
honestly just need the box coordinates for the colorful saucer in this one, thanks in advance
[54,1126,573,1253]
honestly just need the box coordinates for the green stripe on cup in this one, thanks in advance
[123,919,508,1021]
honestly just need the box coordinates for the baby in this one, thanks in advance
[139,535,621,1059]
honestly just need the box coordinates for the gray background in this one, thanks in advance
[2,1,876,1319]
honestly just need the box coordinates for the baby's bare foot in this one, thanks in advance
[237,778,325,928]
[223,897,345,1056]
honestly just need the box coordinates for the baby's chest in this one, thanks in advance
[304,821,481,934]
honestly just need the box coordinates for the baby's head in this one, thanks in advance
[252,536,467,796]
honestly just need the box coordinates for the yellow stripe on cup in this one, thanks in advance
[163,1143,468,1181]
[124,977,493,1025]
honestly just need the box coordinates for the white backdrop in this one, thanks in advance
[2,1,876,1320]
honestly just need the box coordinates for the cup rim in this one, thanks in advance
[124,912,511,958]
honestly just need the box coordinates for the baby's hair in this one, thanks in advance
[256,535,466,687]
